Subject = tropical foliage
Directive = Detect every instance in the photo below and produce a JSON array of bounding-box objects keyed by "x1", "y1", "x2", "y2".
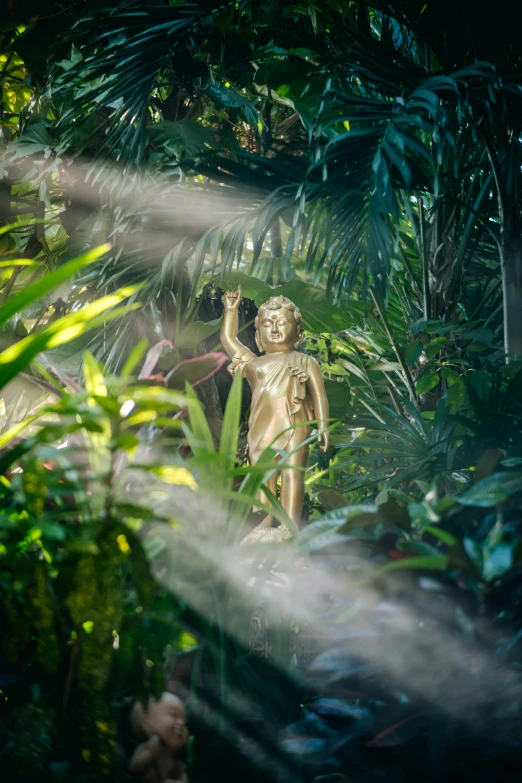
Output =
[{"x1": 1, "y1": 1, "x2": 522, "y2": 782}]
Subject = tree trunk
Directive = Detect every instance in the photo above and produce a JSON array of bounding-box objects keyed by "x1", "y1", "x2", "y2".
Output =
[
  {"x1": 501, "y1": 241, "x2": 522, "y2": 359},
  {"x1": 484, "y1": 130, "x2": 522, "y2": 360}
]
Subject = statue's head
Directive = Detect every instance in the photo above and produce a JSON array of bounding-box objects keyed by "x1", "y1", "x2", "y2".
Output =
[
  {"x1": 130, "y1": 692, "x2": 188, "y2": 751},
  {"x1": 254, "y1": 295, "x2": 304, "y2": 353}
]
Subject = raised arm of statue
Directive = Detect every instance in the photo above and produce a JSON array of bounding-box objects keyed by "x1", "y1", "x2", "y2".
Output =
[
  {"x1": 220, "y1": 287, "x2": 256, "y2": 377},
  {"x1": 220, "y1": 286, "x2": 244, "y2": 358}
]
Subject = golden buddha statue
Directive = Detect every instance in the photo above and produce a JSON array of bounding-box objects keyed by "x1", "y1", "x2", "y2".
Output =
[
  {"x1": 221, "y1": 286, "x2": 330, "y2": 544},
  {"x1": 129, "y1": 692, "x2": 189, "y2": 783}
]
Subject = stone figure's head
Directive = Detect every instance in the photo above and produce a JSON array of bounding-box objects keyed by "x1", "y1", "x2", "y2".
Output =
[
  {"x1": 254, "y1": 295, "x2": 304, "y2": 353},
  {"x1": 130, "y1": 692, "x2": 188, "y2": 751}
]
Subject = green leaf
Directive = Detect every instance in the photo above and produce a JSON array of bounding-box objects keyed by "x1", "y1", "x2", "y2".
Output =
[
  {"x1": 219, "y1": 369, "x2": 242, "y2": 470},
  {"x1": 83, "y1": 351, "x2": 107, "y2": 397},
  {"x1": 40, "y1": 523, "x2": 66, "y2": 541},
  {"x1": 212, "y1": 272, "x2": 272, "y2": 303},
  {"x1": 463, "y1": 537, "x2": 483, "y2": 570},
  {"x1": 416, "y1": 372, "x2": 439, "y2": 395},
  {"x1": 421, "y1": 525, "x2": 457, "y2": 546},
  {"x1": 458, "y1": 472, "x2": 522, "y2": 507},
  {"x1": 408, "y1": 501, "x2": 439, "y2": 523},
  {"x1": 0, "y1": 414, "x2": 41, "y2": 449},
  {"x1": 409, "y1": 319, "x2": 447, "y2": 334},
  {"x1": 379, "y1": 554, "x2": 448, "y2": 572},
  {"x1": 483, "y1": 545, "x2": 513, "y2": 580},
  {"x1": 278, "y1": 280, "x2": 356, "y2": 333},
  {"x1": 466, "y1": 371, "x2": 493, "y2": 405},
  {"x1": 0, "y1": 287, "x2": 139, "y2": 391},
  {"x1": 404, "y1": 341, "x2": 423, "y2": 365},
  {"x1": 121, "y1": 338, "x2": 148, "y2": 377},
  {"x1": 0, "y1": 244, "x2": 111, "y2": 330},
  {"x1": 323, "y1": 380, "x2": 350, "y2": 419},
  {"x1": 316, "y1": 487, "x2": 350, "y2": 510},
  {"x1": 204, "y1": 82, "x2": 265, "y2": 130},
  {"x1": 176, "y1": 319, "x2": 221, "y2": 350},
  {"x1": 296, "y1": 520, "x2": 351, "y2": 552},
  {"x1": 425, "y1": 337, "x2": 449, "y2": 360},
  {"x1": 214, "y1": 273, "x2": 356, "y2": 333},
  {"x1": 297, "y1": 505, "x2": 378, "y2": 551},
  {"x1": 13, "y1": 120, "x2": 55, "y2": 155},
  {"x1": 445, "y1": 375, "x2": 466, "y2": 412},
  {"x1": 0, "y1": 259, "x2": 41, "y2": 268},
  {"x1": 148, "y1": 120, "x2": 219, "y2": 158},
  {"x1": 184, "y1": 382, "x2": 215, "y2": 455},
  {"x1": 167, "y1": 353, "x2": 228, "y2": 389}
]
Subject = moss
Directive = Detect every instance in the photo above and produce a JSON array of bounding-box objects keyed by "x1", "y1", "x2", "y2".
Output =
[{"x1": 27, "y1": 562, "x2": 60, "y2": 674}]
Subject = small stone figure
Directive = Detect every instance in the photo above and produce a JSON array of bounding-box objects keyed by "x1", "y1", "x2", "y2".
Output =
[
  {"x1": 221, "y1": 286, "x2": 330, "y2": 543},
  {"x1": 129, "y1": 692, "x2": 188, "y2": 783}
]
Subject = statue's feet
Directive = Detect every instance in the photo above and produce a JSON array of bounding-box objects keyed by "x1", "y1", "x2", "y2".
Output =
[{"x1": 240, "y1": 522, "x2": 292, "y2": 545}]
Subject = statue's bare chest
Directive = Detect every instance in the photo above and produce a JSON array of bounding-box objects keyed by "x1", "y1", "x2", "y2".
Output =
[{"x1": 248, "y1": 354, "x2": 291, "y2": 384}]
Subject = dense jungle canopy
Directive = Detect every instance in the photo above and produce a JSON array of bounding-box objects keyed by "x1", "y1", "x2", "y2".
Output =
[{"x1": 1, "y1": 2, "x2": 522, "y2": 782}]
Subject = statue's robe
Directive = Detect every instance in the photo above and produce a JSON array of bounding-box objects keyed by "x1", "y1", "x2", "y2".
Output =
[{"x1": 228, "y1": 348, "x2": 312, "y2": 463}]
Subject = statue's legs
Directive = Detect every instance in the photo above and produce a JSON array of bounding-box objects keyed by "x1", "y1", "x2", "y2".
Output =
[
  {"x1": 280, "y1": 427, "x2": 310, "y2": 526},
  {"x1": 243, "y1": 424, "x2": 310, "y2": 542},
  {"x1": 254, "y1": 471, "x2": 278, "y2": 525}
]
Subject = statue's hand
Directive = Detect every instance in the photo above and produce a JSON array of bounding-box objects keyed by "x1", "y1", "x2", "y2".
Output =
[
  {"x1": 223, "y1": 285, "x2": 242, "y2": 311},
  {"x1": 318, "y1": 429, "x2": 331, "y2": 453}
]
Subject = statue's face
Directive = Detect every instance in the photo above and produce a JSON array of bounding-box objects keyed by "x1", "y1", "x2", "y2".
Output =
[
  {"x1": 141, "y1": 693, "x2": 188, "y2": 750},
  {"x1": 257, "y1": 307, "x2": 300, "y2": 352}
]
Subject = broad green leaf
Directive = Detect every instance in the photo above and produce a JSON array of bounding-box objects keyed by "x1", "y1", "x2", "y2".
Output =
[
  {"x1": 0, "y1": 243, "x2": 111, "y2": 330},
  {"x1": 445, "y1": 375, "x2": 465, "y2": 412},
  {"x1": 483, "y1": 545, "x2": 513, "y2": 580},
  {"x1": 167, "y1": 353, "x2": 228, "y2": 389},
  {"x1": 297, "y1": 505, "x2": 377, "y2": 551},
  {"x1": 0, "y1": 288, "x2": 139, "y2": 390},
  {"x1": 176, "y1": 319, "x2": 221, "y2": 350},
  {"x1": 40, "y1": 523, "x2": 66, "y2": 541},
  {"x1": 404, "y1": 341, "x2": 423, "y2": 365},
  {"x1": 408, "y1": 501, "x2": 439, "y2": 523},
  {"x1": 316, "y1": 487, "x2": 350, "y2": 510},
  {"x1": 416, "y1": 372, "x2": 439, "y2": 395},
  {"x1": 296, "y1": 520, "x2": 351, "y2": 552},
  {"x1": 323, "y1": 380, "x2": 350, "y2": 419},
  {"x1": 148, "y1": 119, "x2": 219, "y2": 158},
  {"x1": 211, "y1": 272, "x2": 272, "y2": 303},
  {"x1": 463, "y1": 328, "x2": 494, "y2": 344},
  {"x1": 466, "y1": 370, "x2": 493, "y2": 405},
  {"x1": 425, "y1": 337, "x2": 449, "y2": 360},
  {"x1": 323, "y1": 362, "x2": 349, "y2": 377},
  {"x1": 204, "y1": 82, "x2": 265, "y2": 130},
  {"x1": 458, "y1": 472, "x2": 522, "y2": 507},
  {"x1": 213, "y1": 274, "x2": 357, "y2": 333},
  {"x1": 278, "y1": 280, "x2": 356, "y2": 333}
]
